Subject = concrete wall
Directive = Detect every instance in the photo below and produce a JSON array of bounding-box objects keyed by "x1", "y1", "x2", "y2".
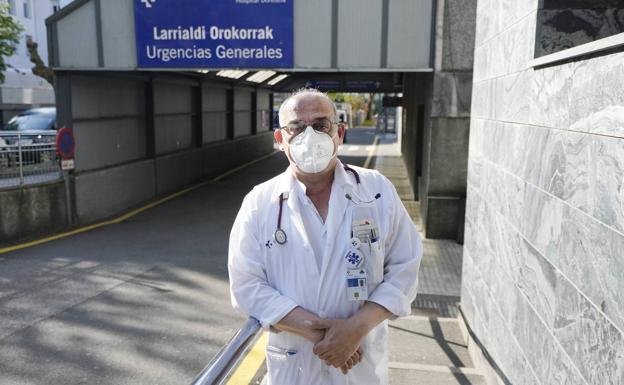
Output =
[
  {"x1": 74, "y1": 132, "x2": 274, "y2": 223},
  {"x1": 71, "y1": 75, "x2": 146, "y2": 171},
  {"x1": 63, "y1": 72, "x2": 276, "y2": 224},
  {"x1": 0, "y1": 181, "x2": 67, "y2": 242},
  {"x1": 463, "y1": 0, "x2": 624, "y2": 384}
]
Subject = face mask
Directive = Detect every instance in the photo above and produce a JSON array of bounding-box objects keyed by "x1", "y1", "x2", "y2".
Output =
[{"x1": 288, "y1": 126, "x2": 336, "y2": 174}]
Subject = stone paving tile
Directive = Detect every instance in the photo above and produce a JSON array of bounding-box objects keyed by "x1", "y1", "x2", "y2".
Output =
[
  {"x1": 374, "y1": 155, "x2": 463, "y2": 317},
  {"x1": 388, "y1": 317, "x2": 472, "y2": 367},
  {"x1": 390, "y1": 368, "x2": 486, "y2": 385}
]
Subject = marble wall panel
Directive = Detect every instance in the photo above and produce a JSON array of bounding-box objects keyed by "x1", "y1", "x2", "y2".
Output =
[
  {"x1": 497, "y1": 12, "x2": 538, "y2": 78},
  {"x1": 495, "y1": 70, "x2": 532, "y2": 124},
  {"x1": 501, "y1": 0, "x2": 539, "y2": 30},
  {"x1": 470, "y1": 79, "x2": 496, "y2": 119},
  {"x1": 560, "y1": 132, "x2": 593, "y2": 213},
  {"x1": 516, "y1": 236, "x2": 558, "y2": 331},
  {"x1": 553, "y1": 270, "x2": 624, "y2": 385},
  {"x1": 502, "y1": 123, "x2": 530, "y2": 180},
  {"x1": 468, "y1": 1, "x2": 624, "y2": 384},
  {"x1": 474, "y1": 0, "x2": 498, "y2": 48},
  {"x1": 472, "y1": 41, "x2": 491, "y2": 83},
  {"x1": 521, "y1": 182, "x2": 563, "y2": 263},
  {"x1": 529, "y1": 63, "x2": 574, "y2": 130},
  {"x1": 569, "y1": 53, "x2": 624, "y2": 138},
  {"x1": 463, "y1": 227, "x2": 543, "y2": 385},
  {"x1": 520, "y1": 124, "x2": 552, "y2": 189},
  {"x1": 559, "y1": 204, "x2": 624, "y2": 332},
  {"x1": 592, "y1": 135, "x2": 624, "y2": 234},
  {"x1": 468, "y1": 118, "x2": 482, "y2": 156},
  {"x1": 466, "y1": 153, "x2": 483, "y2": 193}
]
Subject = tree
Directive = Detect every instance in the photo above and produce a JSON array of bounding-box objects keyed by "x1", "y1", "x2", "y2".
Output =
[
  {"x1": 27, "y1": 37, "x2": 54, "y2": 86},
  {"x1": 365, "y1": 93, "x2": 374, "y2": 121},
  {"x1": 0, "y1": 3, "x2": 23, "y2": 84}
]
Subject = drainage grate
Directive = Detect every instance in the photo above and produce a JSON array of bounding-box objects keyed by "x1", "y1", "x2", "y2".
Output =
[{"x1": 413, "y1": 293, "x2": 461, "y2": 318}]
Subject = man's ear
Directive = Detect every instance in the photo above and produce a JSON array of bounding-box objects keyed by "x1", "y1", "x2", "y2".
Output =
[
  {"x1": 337, "y1": 123, "x2": 346, "y2": 141},
  {"x1": 274, "y1": 129, "x2": 284, "y2": 150}
]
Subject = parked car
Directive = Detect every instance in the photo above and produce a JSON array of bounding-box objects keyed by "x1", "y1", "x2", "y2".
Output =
[{"x1": 1, "y1": 107, "x2": 57, "y2": 165}]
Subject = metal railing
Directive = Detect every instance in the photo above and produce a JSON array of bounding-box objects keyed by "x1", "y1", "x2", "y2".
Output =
[
  {"x1": 0, "y1": 131, "x2": 62, "y2": 187},
  {"x1": 191, "y1": 318, "x2": 262, "y2": 385}
]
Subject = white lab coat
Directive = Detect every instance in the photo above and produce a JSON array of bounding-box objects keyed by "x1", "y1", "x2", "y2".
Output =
[{"x1": 228, "y1": 162, "x2": 422, "y2": 385}]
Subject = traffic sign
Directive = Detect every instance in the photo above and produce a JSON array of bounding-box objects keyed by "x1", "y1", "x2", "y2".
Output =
[
  {"x1": 56, "y1": 127, "x2": 75, "y2": 160},
  {"x1": 134, "y1": 0, "x2": 294, "y2": 68},
  {"x1": 61, "y1": 159, "x2": 75, "y2": 170}
]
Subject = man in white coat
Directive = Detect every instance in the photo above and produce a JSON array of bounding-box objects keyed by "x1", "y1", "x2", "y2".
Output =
[{"x1": 228, "y1": 89, "x2": 422, "y2": 385}]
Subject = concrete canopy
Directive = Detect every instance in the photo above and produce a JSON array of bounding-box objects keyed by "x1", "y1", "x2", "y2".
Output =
[{"x1": 47, "y1": 0, "x2": 434, "y2": 81}]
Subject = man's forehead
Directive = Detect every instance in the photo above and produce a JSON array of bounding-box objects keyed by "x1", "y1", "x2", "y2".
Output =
[{"x1": 282, "y1": 94, "x2": 334, "y2": 117}]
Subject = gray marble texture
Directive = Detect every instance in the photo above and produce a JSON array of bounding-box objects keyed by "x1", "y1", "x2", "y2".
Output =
[
  {"x1": 474, "y1": 12, "x2": 537, "y2": 83},
  {"x1": 466, "y1": 2, "x2": 624, "y2": 384},
  {"x1": 470, "y1": 79, "x2": 497, "y2": 119},
  {"x1": 474, "y1": 0, "x2": 538, "y2": 49},
  {"x1": 593, "y1": 135, "x2": 624, "y2": 233}
]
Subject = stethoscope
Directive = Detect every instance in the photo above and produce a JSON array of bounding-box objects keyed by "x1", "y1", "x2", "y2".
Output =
[{"x1": 273, "y1": 162, "x2": 381, "y2": 245}]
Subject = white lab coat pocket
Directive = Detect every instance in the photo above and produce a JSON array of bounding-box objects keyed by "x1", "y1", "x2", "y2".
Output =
[{"x1": 265, "y1": 344, "x2": 303, "y2": 385}]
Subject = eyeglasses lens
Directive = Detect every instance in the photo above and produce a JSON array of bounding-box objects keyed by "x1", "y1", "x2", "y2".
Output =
[{"x1": 284, "y1": 118, "x2": 333, "y2": 136}]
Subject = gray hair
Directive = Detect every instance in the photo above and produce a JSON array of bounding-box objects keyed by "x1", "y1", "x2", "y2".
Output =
[{"x1": 278, "y1": 88, "x2": 338, "y2": 127}]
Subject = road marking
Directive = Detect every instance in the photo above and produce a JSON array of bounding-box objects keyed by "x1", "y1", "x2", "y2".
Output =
[
  {"x1": 347, "y1": 146, "x2": 360, "y2": 152},
  {"x1": 0, "y1": 151, "x2": 279, "y2": 255},
  {"x1": 226, "y1": 332, "x2": 268, "y2": 385},
  {"x1": 363, "y1": 135, "x2": 380, "y2": 169}
]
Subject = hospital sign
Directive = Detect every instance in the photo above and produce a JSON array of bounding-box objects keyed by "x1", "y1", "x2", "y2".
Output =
[{"x1": 134, "y1": 0, "x2": 294, "y2": 68}]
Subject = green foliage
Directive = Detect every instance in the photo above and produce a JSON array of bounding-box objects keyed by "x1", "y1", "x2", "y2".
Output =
[
  {"x1": 0, "y1": 3, "x2": 23, "y2": 84},
  {"x1": 362, "y1": 119, "x2": 375, "y2": 127},
  {"x1": 328, "y1": 93, "x2": 372, "y2": 116}
]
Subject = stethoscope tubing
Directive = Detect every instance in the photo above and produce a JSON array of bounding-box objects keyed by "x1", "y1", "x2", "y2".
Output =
[{"x1": 273, "y1": 163, "x2": 365, "y2": 246}]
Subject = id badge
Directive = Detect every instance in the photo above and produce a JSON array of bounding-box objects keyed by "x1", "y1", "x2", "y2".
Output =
[{"x1": 346, "y1": 268, "x2": 368, "y2": 301}]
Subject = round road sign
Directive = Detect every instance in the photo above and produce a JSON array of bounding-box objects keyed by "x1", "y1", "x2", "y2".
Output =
[{"x1": 56, "y1": 127, "x2": 75, "y2": 160}]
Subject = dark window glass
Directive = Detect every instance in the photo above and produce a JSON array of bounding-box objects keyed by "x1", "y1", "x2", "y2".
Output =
[{"x1": 535, "y1": 0, "x2": 624, "y2": 58}]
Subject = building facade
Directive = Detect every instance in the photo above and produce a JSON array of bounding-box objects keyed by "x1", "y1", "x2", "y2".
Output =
[
  {"x1": 463, "y1": 0, "x2": 624, "y2": 384},
  {"x1": 0, "y1": 0, "x2": 70, "y2": 125}
]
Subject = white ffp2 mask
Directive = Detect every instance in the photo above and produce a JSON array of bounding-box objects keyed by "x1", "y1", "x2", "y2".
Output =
[{"x1": 289, "y1": 126, "x2": 336, "y2": 174}]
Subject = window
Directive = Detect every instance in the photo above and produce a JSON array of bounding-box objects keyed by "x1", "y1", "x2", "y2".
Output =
[
  {"x1": 52, "y1": 0, "x2": 60, "y2": 13},
  {"x1": 535, "y1": 1, "x2": 624, "y2": 58},
  {"x1": 23, "y1": 0, "x2": 31, "y2": 19},
  {"x1": 8, "y1": 0, "x2": 16, "y2": 15}
]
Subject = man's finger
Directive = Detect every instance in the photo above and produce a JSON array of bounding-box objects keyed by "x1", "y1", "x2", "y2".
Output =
[{"x1": 313, "y1": 342, "x2": 330, "y2": 356}]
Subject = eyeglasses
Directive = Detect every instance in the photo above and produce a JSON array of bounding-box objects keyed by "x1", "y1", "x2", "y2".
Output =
[{"x1": 280, "y1": 118, "x2": 336, "y2": 137}]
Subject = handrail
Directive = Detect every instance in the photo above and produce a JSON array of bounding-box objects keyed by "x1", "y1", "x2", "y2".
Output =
[{"x1": 190, "y1": 317, "x2": 262, "y2": 385}]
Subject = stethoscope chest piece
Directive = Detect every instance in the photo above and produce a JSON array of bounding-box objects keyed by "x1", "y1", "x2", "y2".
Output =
[{"x1": 274, "y1": 228, "x2": 287, "y2": 245}]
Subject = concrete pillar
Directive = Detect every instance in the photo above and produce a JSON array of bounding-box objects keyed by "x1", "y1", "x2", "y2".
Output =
[{"x1": 420, "y1": 0, "x2": 476, "y2": 241}]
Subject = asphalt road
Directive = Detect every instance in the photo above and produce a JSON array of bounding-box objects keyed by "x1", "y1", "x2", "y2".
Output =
[{"x1": 0, "y1": 127, "x2": 382, "y2": 385}]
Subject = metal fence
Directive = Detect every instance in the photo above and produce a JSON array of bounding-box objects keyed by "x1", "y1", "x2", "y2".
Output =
[{"x1": 0, "y1": 131, "x2": 61, "y2": 187}]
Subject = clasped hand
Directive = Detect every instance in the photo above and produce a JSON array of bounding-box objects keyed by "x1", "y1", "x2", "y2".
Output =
[{"x1": 305, "y1": 318, "x2": 365, "y2": 374}]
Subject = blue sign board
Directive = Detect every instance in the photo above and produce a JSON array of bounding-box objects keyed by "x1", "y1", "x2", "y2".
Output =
[{"x1": 134, "y1": 0, "x2": 293, "y2": 68}]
